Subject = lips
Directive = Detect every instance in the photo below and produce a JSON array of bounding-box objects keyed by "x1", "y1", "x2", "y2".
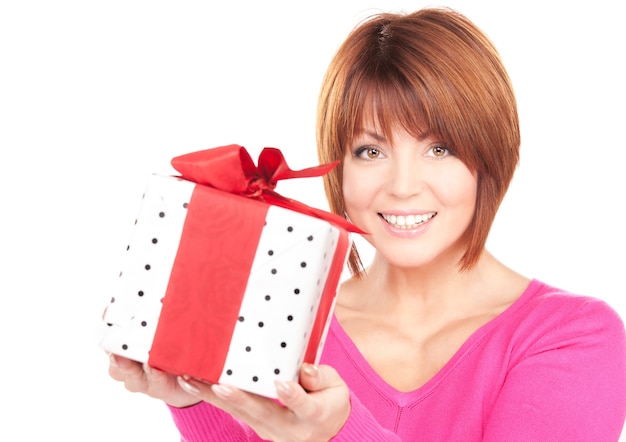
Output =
[{"x1": 379, "y1": 212, "x2": 437, "y2": 229}]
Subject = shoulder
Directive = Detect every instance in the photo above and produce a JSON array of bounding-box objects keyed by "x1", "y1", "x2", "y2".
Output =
[
  {"x1": 507, "y1": 279, "x2": 626, "y2": 357},
  {"x1": 480, "y1": 281, "x2": 626, "y2": 440},
  {"x1": 521, "y1": 279, "x2": 624, "y2": 327}
]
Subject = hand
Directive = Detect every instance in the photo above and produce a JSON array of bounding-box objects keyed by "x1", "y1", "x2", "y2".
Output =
[
  {"x1": 108, "y1": 353, "x2": 201, "y2": 408},
  {"x1": 177, "y1": 363, "x2": 351, "y2": 442}
]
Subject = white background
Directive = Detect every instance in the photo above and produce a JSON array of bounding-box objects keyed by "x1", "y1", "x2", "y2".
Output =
[{"x1": 1, "y1": 0, "x2": 624, "y2": 440}]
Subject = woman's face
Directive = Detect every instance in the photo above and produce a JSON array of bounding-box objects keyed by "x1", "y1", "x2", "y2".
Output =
[{"x1": 342, "y1": 124, "x2": 477, "y2": 269}]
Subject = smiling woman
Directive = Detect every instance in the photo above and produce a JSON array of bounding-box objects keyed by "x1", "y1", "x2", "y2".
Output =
[
  {"x1": 1, "y1": 0, "x2": 625, "y2": 440},
  {"x1": 317, "y1": 8, "x2": 519, "y2": 275},
  {"x1": 342, "y1": 128, "x2": 478, "y2": 269},
  {"x1": 107, "y1": 6, "x2": 626, "y2": 441}
]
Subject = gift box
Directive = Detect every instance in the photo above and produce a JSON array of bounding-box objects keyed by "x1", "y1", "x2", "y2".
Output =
[{"x1": 100, "y1": 144, "x2": 359, "y2": 398}]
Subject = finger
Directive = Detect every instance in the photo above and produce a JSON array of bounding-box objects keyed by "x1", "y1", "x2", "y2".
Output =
[
  {"x1": 141, "y1": 362, "x2": 170, "y2": 385},
  {"x1": 109, "y1": 354, "x2": 151, "y2": 393},
  {"x1": 291, "y1": 364, "x2": 351, "y2": 424},
  {"x1": 179, "y1": 377, "x2": 283, "y2": 426},
  {"x1": 210, "y1": 384, "x2": 290, "y2": 441},
  {"x1": 108, "y1": 354, "x2": 143, "y2": 380},
  {"x1": 212, "y1": 383, "x2": 293, "y2": 438},
  {"x1": 177, "y1": 375, "x2": 205, "y2": 397},
  {"x1": 275, "y1": 379, "x2": 322, "y2": 420},
  {"x1": 299, "y1": 363, "x2": 342, "y2": 393}
]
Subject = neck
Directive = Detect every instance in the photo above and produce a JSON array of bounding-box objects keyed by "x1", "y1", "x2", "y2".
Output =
[{"x1": 350, "y1": 249, "x2": 510, "y2": 317}]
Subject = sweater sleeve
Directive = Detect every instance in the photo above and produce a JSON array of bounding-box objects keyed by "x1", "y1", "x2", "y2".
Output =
[
  {"x1": 167, "y1": 392, "x2": 398, "y2": 442},
  {"x1": 167, "y1": 391, "x2": 401, "y2": 442},
  {"x1": 331, "y1": 391, "x2": 401, "y2": 441},
  {"x1": 167, "y1": 402, "x2": 260, "y2": 441},
  {"x1": 484, "y1": 298, "x2": 626, "y2": 441}
]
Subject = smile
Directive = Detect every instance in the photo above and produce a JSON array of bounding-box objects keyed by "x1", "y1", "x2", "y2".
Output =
[{"x1": 379, "y1": 212, "x2": 436, "y2": 229}]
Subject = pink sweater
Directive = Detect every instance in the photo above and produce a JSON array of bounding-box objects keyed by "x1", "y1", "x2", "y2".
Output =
[{"x1": 169, "y1": 279, "x2": 626, "y2": 440}]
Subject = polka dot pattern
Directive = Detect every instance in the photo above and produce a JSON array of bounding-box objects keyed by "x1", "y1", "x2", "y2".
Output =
[
  {"x1": 100, "y1": 175, "x2": 195, "y2": 363},
  {"x1": 219, "y1": 205, "x2": 340, "y2": 397},
  {"x1": 100, "y1": 174, "x2": 348, "y2": 399}
]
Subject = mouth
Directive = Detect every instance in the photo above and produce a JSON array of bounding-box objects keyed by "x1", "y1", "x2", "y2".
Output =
[{"x1": 379, "y1": 212, "x2": 437, "y2": 229}]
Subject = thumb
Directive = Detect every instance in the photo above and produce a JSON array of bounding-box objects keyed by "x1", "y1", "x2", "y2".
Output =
[{"x1": 299, "y1": 363, "x2": 342, "y2": 392}]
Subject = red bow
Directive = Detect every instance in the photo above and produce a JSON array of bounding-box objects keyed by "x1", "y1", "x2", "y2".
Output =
[{"x1": 171, "y1": 144, "x2": 364, "y2": 233}]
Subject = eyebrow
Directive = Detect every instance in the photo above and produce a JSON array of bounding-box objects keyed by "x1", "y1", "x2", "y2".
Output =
[{"x1": 356, "y1": 130, "x2": 387, "y2": 142}]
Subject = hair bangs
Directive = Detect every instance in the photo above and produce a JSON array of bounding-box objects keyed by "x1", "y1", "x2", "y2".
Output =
[
  {"x1": 317, "y1": 8, "x2": 520, "y2": 275},
  {"x1": 340, "y1": 67, "x2": 433, "y2": 149}
]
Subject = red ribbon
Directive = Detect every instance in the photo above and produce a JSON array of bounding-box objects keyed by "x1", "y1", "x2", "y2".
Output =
[
  {"x1": 148, "y1": 144, "x2": 359, "y2": 386},
  {"x1": 171, "y1": 144, "x2": 364, "y2": 234}
]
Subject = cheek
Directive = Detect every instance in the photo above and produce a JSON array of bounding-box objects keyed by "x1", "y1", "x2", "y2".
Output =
[
  {"x1": 341, "y1": 171, "x2": 361, "y2": 210},
  {"x1": 341, "y1": 163, "x2": 374, "y2": 213},
  {"x1": 425, "y1": 161, "x2": 478, "y2": 211},
  {"x1": 434, "y1": 165, "x2": 477, "y2": 210}
]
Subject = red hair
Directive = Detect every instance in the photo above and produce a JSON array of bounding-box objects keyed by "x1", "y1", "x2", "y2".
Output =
[{"x1": 317, "y1": 7, "x2": 520, "y2": 275}]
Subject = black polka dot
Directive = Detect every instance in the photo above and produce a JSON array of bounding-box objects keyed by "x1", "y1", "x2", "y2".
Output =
[
  {"x1": 258, "y1": 322, "x2": 264, "y2": 327},
  {"x1": 271, "y1": 268, "x2": 277, "y2": 275},
  {"x1": 300, "y1": 262, "x2": 307, "y2": 268},
  {"x1": 141, "y1": 321, "x2": 147, "y2": 327},
  {"x1": 138, "y1": 290, "x2": 144, "y2": 297},
  {"x1": 294, "y1": 288, "x2": 300, "y2": 295},
  {"x1": 252, "y1": 376, "x2": 259, "y2": 382},
  {"x1": 274, "y1": 368, "x2": 280, "y2": 374},
  {"x1": 226, "y1": 369, "x2": 232, "y2": 375},
  {"x1": 183, "y1": 202, "x2": 188, "y2": 208},
  {"x1": 264, "y1": 295, "x2": 271, "y2": 301},
  {"x1": 287, "y1": 226, "x2": 293, "y2": 232},
  {"x1": 307, "y1": 235, "x2": 313, "y2": 241},
  {"x1": 110, "y1": 297, "x2": 115, "y2": 303},
  {"x1": 287, "y1": 315, "x2": 293, "y2": 321},
  {"x1": 238, "y1": 316, "x2": 245, "y2": 322},
  {"x1": 268, "y1": 250, "x2": 274, "y2": 256},
  {"x1": 144, "y1": 264, "x2": 151, "y2": 270},
  {"x1": 245, "y1": 346, "x2": 251, "y2": 352},
  {"x1": 126, "y1": 245, "x2": 130, "y2": 251},
  {"x1": 280, "y1": 342, "x2": 287, "y2": 348},
  {"x1": 158, "y1": 212, "x2": 165, "y2": 218},
  {"x1": 151, "y1": 238, "x2": 158, "y2": 244},
  {"x1": 122, "y1": 344, "x2": 128, "y2": 350}
]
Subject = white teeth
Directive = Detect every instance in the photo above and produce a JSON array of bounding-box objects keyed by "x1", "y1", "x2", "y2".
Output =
[{"x1": 381, "y1": 212, "x2": 436, "y2": 229}]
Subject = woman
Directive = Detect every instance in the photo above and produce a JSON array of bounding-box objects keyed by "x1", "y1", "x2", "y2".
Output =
[{"x1": 109, "y1": 7, "x2": 626, "y2": 440}]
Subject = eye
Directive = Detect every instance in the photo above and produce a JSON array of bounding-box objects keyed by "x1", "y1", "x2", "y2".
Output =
[
  {"x1": 353, "y1": 146, "x2": 385, "y2": 160},
  {"x1": 426, "y1": 144, "x2": 451, "y2": 158}
]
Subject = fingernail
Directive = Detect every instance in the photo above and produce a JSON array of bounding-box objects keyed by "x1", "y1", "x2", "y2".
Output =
[
  {"x1": 109, "y1": 353, "x2": 119, "y2": 368},
  {"x1": 302, "y1": 363, "x2": 319, "y2": 378},
  {"x1": 275, "y1": 380, "x2": 294, "y2": 399},
  {"x1": 212, "y1": 384, "x2": 234, "y2": 399},
  {"x1": 177, "y1": 376, "x2": 201, "y2": 395},
  {"x1": 142, "y1": 362, "x2": 152, "y2": 375}
]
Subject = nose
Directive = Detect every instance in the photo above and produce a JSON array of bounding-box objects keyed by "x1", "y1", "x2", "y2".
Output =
[{"x1": 387, "y1": 155, "x2": 424, "y2": 199}]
